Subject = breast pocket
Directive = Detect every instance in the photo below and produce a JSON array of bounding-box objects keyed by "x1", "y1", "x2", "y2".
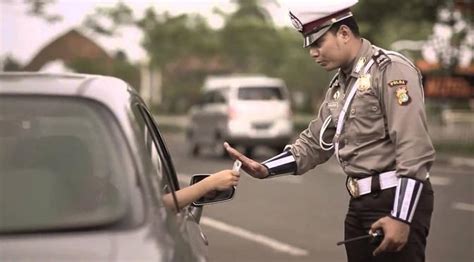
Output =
[
  {"x1": 347, "y1": 92, "x2": 386, "y2": 143},
  {"x1": 327, "y1": 102, "x2": 340, "y2": 126}
]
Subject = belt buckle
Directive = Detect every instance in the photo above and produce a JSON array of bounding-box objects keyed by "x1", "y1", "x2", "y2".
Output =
[{"x1": 346, "y1": 177, "x2": 360, "y2": 198}]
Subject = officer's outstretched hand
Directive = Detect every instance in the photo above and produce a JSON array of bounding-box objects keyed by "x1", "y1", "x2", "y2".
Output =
[
  {"x1": 370, "y1": 216, "x2": 410, "y2": 256},
  {"x1": 223, "y1": 142, "x2": 269, "y2": 179}
]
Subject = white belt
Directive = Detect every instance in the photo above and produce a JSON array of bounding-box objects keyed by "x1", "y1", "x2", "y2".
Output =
[{"x1": 346, "y1": 171, "x2": 398, "y2": 198}]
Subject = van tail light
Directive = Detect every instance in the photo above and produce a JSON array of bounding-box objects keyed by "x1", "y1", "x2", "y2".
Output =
[{"x1": 228, "y1": 106, "x2": 237, "y2": 119}]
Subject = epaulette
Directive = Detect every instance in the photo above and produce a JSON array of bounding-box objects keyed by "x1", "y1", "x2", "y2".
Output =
[
  {"x1": 383, "y1": 50, "x2": 418, "y2": 71},
  {"x1": 372, "y1": 49, "x2": 391, "y2": 69},
  {"x1": 328, "y1": 71, "x2": 340, "y2": 89}
]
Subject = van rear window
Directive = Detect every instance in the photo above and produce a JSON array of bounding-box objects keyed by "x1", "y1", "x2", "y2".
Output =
[{"x1": 237, "y1": 87, "x2": 284, "y2": 101}]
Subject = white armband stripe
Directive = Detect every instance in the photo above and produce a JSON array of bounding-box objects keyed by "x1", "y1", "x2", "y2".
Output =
[
  {"x1": 261, "y1": 151, "x2": 297, "y2": 177},
  {"x1": 265, "y1": 155, "x2": 295, "y2": 169},
  {"x1": 400, "y1": 180, "x2": 415, "y2": 221},
  {"x1": 391, "y1": 177, "x2": 424, "y2": 224},
  {"x1": 409, "y1": 184, "x2": 423, "y2": 222},
  {"x1": 261, "y1": 151, "x2": 289, "y2": 165},
  {"x1": 392, "y1": 178, "x2": 401, "y2": 215}
]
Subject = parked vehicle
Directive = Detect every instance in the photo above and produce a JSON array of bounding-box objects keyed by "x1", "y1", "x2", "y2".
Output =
[
  {"x1": 0, "y1": 73, "x2": 234, "y2": 261},
  {"x1": 187, "y1": 75, "x2": 293, "y2": 156}
]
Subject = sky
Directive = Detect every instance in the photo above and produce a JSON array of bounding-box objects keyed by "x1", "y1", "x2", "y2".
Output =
[{"x1": 0, "y1": 0, "x2": 291, "y2": 65}]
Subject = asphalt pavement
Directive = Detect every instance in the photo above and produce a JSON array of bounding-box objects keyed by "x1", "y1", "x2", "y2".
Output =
[{"x1": 162, "y1": 132, "x2": 474, "y2": 262}]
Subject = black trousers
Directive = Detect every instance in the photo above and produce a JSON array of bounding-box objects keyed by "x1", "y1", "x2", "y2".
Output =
[{"x1": 344, "y1": 180, "x2": 434, "y2": 262}]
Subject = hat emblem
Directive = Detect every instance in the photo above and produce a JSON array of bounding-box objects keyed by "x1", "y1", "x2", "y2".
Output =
[{"x1": 289, "y1": 11, "x2": 303, "y2": 32}]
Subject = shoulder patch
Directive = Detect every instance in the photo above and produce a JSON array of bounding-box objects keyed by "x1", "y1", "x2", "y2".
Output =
[
  {"x1": 372, "y1": 49, "x2": 391, "y2": 69},
  {"x1": 388, "y1": 80, "x2": 408, "y2": 87},
  {"x1": 396, "y1": 86, "x2": 410, "y2": 105}
]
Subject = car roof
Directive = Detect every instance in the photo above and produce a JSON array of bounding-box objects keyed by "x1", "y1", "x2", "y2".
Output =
[
  {"x1": 0, "y1": 72, "x2": 143, "y2": 140},
  {"x1": 0, "y1": 72, "x2": 138, "y2": 100},
  {"x1": 0, "y1": 72, "x2": 144, "y2": 113}
]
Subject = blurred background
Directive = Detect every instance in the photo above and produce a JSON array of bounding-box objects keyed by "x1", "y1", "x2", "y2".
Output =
[{"x1": 1, "y1": 0, "x2": 473, "y2": 261}]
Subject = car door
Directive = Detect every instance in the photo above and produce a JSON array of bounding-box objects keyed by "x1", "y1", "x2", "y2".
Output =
[{"x1": 137, "y1": 104, "x2": 209, "y2": 261}]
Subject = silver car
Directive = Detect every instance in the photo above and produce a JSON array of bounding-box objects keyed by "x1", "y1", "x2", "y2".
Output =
[{"x1": 0, "y1": 73, "x2": 234, "y2": 261}]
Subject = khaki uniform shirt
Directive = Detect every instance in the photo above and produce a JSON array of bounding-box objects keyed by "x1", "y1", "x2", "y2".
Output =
[{"x1": 290, "y1": 38, "x2": 435, "y2": 180}]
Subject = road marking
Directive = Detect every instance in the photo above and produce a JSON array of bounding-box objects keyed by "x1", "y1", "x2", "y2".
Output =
[
  {"x1": 200, "y1": 216, "x2": 309, "y2": 257},
  {"x1": 177, "y1": 173, "x2": 308, "y2": 256},
  {"x1": 452, "y1": 202, "x2": 474, "y2": 212},
  {"x1": 429, "y1": 176, "x2": 451, "y2": 186}
]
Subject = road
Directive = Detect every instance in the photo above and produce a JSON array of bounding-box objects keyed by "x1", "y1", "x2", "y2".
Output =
[{"x1": 162, "y1": 132, "x2": 474, "y2": 262}]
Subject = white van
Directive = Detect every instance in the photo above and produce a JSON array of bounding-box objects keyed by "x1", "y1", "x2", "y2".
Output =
[{"x1": 187, "y1": 75, "x2": 293, "y2": 156}]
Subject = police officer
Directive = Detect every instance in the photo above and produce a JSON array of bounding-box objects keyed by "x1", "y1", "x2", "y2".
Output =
[{"x1": 224, "y1": 0, "x2": 435, "y2": 261}]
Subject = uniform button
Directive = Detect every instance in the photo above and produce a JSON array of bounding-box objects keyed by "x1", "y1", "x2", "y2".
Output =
[
  {"x1": 350, "y1": 109, "x2": 356, "y2": 114},
  {"x1": 372, "y1": 106, "x2": 378, "y2": 111}
]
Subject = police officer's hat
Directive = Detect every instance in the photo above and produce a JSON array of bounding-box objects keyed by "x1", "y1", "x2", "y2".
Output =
[{"x1": 287, "y1": 0, "x2": 358, "y2": 47}]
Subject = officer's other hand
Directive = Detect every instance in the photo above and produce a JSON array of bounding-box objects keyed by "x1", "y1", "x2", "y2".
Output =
[
  {"x1": 370, "y1": 216, "x2": 409, "y2": 256},
  {"x1": 223, "y1": 142, "x2": 269, "y2": 179}
]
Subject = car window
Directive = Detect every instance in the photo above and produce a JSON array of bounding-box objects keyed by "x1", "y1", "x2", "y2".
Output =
[
  {"x1": 237, "y1": 86, "x2": 284, "y2": 100},
  {"x1": 200, "y1": 89, "x2": 228, "y2": 105},
  {"x1": 201, "y1": 92, "x2": 213, "y2": 105},
  {"x1": 213, "y1": 90, "x2": 227, "y2": 104},
  {"x1": 0, "y1": 96, "x2": 137, "y2": 234},
  {"x1": 137, "y1": 105, "x2": 181, "y2": 212}
]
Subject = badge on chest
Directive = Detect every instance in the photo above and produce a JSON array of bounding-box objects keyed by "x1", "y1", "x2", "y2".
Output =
[
  {"x1": 333, "y1": 90, "x2": 341, "y2": 100},
  {"x1": 357, "y1": 74, "x2": 371, "y2": 93}
]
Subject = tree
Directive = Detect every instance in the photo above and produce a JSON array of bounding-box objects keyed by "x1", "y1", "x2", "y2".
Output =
[
  {"x1": 83, "y1": 2, "x2": 134, "y2": 36},
  {"x1": 0, "y1": 0, "x2": 62, "y2": 22},
  {"x1": 137, "y1": 9, "x2": 218, "y2": 68},
  {"x1": 354, "y1": 0, "x2": 448, "y2": 48},
  {"x1": 2, "y1": 55, "x2": 22, "y2": 71},
  {"x1": 67, "y1": 50, "x2": 140, "y2": 90},
  {"x1": 216, "y1": 0, "x2": 333, "y2": 112},
  {"x1": 216, "y1": 0, "x2": 280, "y2": 72}
]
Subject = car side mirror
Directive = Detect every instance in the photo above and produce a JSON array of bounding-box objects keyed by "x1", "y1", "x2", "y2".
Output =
[{"x1": 190, "y1": 174, "x2": 235, "y2": 206}]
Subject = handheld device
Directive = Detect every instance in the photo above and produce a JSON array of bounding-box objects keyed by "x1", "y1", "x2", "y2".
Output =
[
  {"x1": 336, "y1": 229, "x2": 384, "y2": 246},
  {"x1": 232, "y1": 160, "x2": 241, "y2": 190},
  {"x1": 233, "y1": 160, "x2": 242, "y2": 173},
  {"x1": 369, "y1": 229, "x2": 384, "y2": 246}
]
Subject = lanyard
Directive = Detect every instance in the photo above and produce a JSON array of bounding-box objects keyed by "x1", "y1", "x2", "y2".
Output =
[{"x1": 334, "y1": 58, "x2": 375, "y2": 163}]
